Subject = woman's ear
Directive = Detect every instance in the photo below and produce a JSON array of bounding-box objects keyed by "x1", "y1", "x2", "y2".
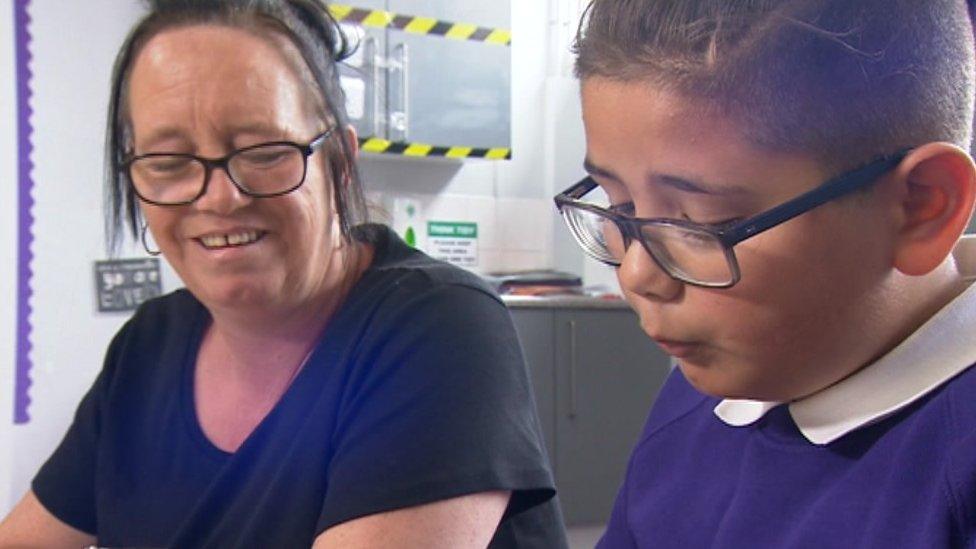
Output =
[
  {"x1": 344, "y1": 124, "x2": 359, "y2": 157},
  {"x1": 339, "y1": 124, "x2": 359, "y2": 188},
  {"x1": 892, "y1": 143, "x2": 976, "y2": 276}
]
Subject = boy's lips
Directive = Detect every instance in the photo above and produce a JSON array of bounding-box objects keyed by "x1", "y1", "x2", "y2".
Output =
[
  {"x1": 636, "y1": 311, "x2": 707, "y2": 358},
  {"x1": 651, "y1": 338, "x2": 703, "y2": 358}
]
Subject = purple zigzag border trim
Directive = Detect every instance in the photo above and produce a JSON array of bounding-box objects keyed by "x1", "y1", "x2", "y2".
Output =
[{"x1": 14, "y1": 0, "x2": 34, "y2": 425}]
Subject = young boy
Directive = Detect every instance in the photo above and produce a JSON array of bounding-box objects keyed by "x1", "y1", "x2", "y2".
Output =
[{"x1": 555, "y1": 0, "x2": 976, "y2": 546}]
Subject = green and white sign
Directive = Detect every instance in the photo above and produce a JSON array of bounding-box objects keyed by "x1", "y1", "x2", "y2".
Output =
[{"x1": 428, "y1": 221, "x2": 478, "y2": 267}]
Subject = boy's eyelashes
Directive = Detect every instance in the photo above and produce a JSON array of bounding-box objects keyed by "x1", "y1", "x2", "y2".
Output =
[
  {"x1": 675, "y1": 210, "x2": 744, "y2": 227},
  {"x1": 695, "y1": 215, "x2": 743, "y2": 229},
  {"x1": 609, "y1": 201, "x2": 636, "y2": 215},
  {"x1": 608, "y1": 201, "x2": 741, "y2": 228},
  {"x1": 595, "y1": 179, "x2": 749, "y2": 227}
]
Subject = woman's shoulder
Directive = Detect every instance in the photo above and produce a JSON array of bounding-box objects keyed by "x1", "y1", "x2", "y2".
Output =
[
  {"x1": 92, "y1": 289, "x2": 203, "y2": 398},
  {"x1": 127, "y1": 288, "x2": 204, "y2": 329},
  {"x1": 107, "y1": 288, "x2": 205, "y2": 360}
]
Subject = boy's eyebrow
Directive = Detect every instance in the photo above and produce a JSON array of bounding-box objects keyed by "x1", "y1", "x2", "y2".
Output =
[
  {"x1": 583, "y1": 157, "x2": 751, "y2": 197},
  {"x1": 582, "y1": 158, "x2": 621, "y2": 181}
]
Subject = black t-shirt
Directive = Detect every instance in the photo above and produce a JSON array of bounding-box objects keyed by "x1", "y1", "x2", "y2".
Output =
[{"x1": 33, "y1": 224, "x2": 567, "y2": 548}]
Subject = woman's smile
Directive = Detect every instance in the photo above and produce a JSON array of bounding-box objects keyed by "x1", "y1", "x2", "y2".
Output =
[
  {"x1": 186, "y1": 226, "x2": 272, "y2": 269},
  {"x1": 196, "y1": 229, "x2": 267, "y2": 250}
]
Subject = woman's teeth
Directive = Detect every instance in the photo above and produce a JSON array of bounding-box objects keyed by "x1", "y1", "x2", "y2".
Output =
[{"x1": 200, "y1": 230, "x2": 262, "y2": 249}]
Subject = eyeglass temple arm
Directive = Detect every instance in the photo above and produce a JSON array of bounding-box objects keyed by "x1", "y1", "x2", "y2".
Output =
[
  {"x1": 306, "y1": 127, "x2": 334, "y2": 154},
  {"x1": 718, "y1": 153, "x2": 907, "y2": 246},
  {"x1": 555, "y1": 176, "x2": 598, "y2": 207}
]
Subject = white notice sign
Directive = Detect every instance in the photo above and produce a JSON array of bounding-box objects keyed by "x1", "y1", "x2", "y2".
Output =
[{"x1": 428, "y1": 221, "x2": 478, "y2": 267}]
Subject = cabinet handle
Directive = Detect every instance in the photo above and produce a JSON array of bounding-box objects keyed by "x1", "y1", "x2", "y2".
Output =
[
  {"x1": 569, "y1": 320, "x2": 578, "y2": 419},
  {"x1": 390, "y1": 43, "x2": 410, "y2": 141},
  {"x1": 364, "y1": 36, "x2": 382, "y2": 138},
  {"x1": 401, "y1": 43, "x2": 410, "y2": 141}
]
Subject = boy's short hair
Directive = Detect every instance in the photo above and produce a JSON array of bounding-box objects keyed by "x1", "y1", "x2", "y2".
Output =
[{"x1": 574, "y1": 0, "x2": 976, "y2": 172}]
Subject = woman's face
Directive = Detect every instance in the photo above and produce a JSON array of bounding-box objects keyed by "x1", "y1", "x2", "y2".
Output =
[{"x1": 128, "y1": 24, "x2": 345, "y2": 316}]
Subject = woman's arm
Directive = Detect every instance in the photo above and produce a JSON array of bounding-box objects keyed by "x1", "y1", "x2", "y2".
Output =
[
  {"x1": 0, "y1": 490, "x2": 96, "y2": 549},
  {"x1": 313, "y1": 490, "x2": 510, "y2": 549}
]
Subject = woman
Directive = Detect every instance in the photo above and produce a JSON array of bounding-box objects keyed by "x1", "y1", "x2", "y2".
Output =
[{"x1": 0, "y1": 1, "x2": 565, "y2": 547}]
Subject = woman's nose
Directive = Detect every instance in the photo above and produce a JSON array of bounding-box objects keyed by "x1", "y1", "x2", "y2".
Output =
[
  {"x1": 615, "y1": 240, "x2": 684, "y2": 302},
  {"x1": 193, "y1": 166, "x2": 252, "y2": 215}
]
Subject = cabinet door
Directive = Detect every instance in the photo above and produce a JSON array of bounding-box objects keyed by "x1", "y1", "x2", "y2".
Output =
[
  {"x1": 386, "y1": 2, "x2": 509, "y2": 30},
  {"x1": 337, "y1": 1, "x2": 388, "y2": 140},
  {"x1": 386, "y1": 0, "x2": 511, "y2": 148},
  {"x1": 554, "y1": 309, "x2": 671, "y2": 526},
  {"x1": 508, "y1": 309, "x2": 556, "y2": 466}
]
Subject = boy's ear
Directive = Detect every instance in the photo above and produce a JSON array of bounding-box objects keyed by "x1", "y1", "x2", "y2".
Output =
[{"x1": 892, "y1": 143, "x2": 976, "y2": 276}]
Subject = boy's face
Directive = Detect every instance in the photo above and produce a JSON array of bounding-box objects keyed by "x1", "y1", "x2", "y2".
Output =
[{"x1": 580, "y1": 77, "x2": 901, "y2": 401}]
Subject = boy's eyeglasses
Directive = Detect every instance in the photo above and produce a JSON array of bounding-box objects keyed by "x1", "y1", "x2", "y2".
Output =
[
  {"x1": 125, "y1": 129, "x2": 334, "y2": 206},
  {"x1": 554, "y1": 150, "x2": 908, "y2": 288}
]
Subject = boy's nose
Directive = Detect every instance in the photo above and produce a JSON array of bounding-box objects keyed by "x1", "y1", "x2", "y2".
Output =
[{"x1": 616, "y1": 241, "x2": 684, "y2": 302}]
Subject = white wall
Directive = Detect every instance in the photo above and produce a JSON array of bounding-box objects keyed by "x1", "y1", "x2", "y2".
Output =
[
  {"x1": 4, "y1": 0, "x2": 146, "y2": 515},
  {"x1": 1, "y1": 0, "x2": 20, "y2": 515},
  {"x1": 544, "y1": 0, "x2": 619, "y2": 290},
  {"x1": 360, "y1": 0, "x2": 557, "y2": 274},
  {"x1": 361, "y1": 0, "x2": 615, "y2": 283}
]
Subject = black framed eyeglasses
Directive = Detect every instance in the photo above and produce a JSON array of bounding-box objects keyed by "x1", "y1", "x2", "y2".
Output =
[
  {"x1": 554, "y1": 150, "x2": 909, "y2": 288},
  {"x1": 125, "y1": 128, "x2": 335, "y2": 206}
]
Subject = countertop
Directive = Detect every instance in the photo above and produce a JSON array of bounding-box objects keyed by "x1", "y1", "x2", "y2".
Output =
[{"x1": 501, "y1": 294, "x2": 632, "y2": 310}]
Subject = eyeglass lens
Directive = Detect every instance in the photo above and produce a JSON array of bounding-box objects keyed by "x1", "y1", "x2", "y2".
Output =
[
  {"x1": 638, "y1": 224, "x2": 732, "y2": 284},
  {"x1": 129, "y1": 143, "x2": 306, "y2": 205},
  {"x1": 561, "y1": 205, "x2": 735, "y2": 286}
]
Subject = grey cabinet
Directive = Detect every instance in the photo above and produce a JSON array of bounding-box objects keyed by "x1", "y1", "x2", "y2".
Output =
[
  {"x1": 511, "y1": 309, "x2": 558, "y2": 464},
  {"x1": 509, "y1": 305, "x2": 671, "y2": 526},
  {"x1": 337, "y1": 3, "x2": 387, "y2": 141},
  {"x1": 337, "y1": 2, "x2": 511, "y2": 153},
  {"x1": 386, "y1": 0, "x2": 511, "y2": 148}
]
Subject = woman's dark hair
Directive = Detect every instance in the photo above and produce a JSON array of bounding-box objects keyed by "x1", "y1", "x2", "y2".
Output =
[{"x1": 105, "y1": 0, "x2": 368, "y2": 252}]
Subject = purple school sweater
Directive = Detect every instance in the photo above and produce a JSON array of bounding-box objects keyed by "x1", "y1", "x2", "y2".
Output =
[{"x1": 598, "y1": 365, "x2": 976, "y2": 548}]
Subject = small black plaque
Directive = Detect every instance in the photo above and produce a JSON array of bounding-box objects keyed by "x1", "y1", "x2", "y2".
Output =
[{"x1": 94, "y1": 258, "x2": 163, "y2": 312}]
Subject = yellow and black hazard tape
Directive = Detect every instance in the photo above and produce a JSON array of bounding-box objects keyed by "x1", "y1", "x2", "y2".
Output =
[
  {"x1": 359, "y1": 137, "x2": 511, "y2": 160},
  {"x1": 330, "y1": 4, "x2": 511, "y2": 47}
]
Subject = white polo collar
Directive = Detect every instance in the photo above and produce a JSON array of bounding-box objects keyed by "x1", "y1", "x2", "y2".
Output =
[{"x1": 714, "y1": 235, "x2": 976, "y2": 445}]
